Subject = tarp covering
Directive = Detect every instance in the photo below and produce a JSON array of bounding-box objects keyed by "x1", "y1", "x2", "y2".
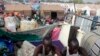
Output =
[
  {"x1": 0, "y1": 29, "x2": 41, "y2": 41},
  {"x1": 0, "y1": 23, "x2": 58, "y2": 41},
  {"x1": 17, "y1": 23, "x2": 58, "y2": 37}
]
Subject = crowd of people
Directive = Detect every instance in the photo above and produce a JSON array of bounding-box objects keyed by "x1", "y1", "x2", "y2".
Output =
[
  {"x1": 0, "y1": 10, "x2": 89, "y2": 56},
  {"x1": 0, "y1": 28, "x2": 88, "y2": 56},
  {"x1": 0, "y1": 10, "x2": 66, "y2": 32},
  {"x1": 0, "y1": 1, "x2": 89, "y2": 56}
]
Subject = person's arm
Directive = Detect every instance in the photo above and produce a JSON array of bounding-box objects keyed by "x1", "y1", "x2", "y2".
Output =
[
  {"x1": 33, "y1": 45, "x2": 42, "y2": 56},
  {"x1": 78, "y1": 47, "x2": 88, "y2": 56}
]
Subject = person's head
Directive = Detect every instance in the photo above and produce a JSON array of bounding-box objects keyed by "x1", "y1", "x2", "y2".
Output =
[
  {"x1": 68, "y1": 39, "x2": 79, "y2": 54},
  {"x1": 14, "y1": 12, "x2": 19, "y2": 16},
  {"x1": 43, "y1": 37, "x2": 52, "y2": 52},
  {"x1": 43, "y1": 37, "x2": 52, "y2": 47},
  {"x1": 14, "y1": 40, "x2": 24, "y2": 48}
]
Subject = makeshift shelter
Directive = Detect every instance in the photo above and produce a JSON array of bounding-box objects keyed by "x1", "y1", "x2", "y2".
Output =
[
  {"x1": 0, "y1": 29, "x2": 41, "y2": 41},
  {"x1": 5, "y1": 4, "x2": 32, "y2": 16}
]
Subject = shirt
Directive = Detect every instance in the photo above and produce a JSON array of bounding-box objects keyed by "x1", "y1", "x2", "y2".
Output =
[{"x1": 52, "y1": 27, "x2": 61, "y2": 40}]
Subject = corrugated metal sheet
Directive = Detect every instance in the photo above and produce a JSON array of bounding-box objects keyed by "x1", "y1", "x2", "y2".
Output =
[{"x1": 75, "y1": 16, "x2": 93, "y2": 32}]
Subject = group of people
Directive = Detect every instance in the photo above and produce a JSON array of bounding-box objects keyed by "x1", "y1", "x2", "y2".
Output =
[
  {"x1": 32, "y1": 26, "x2": 88, "y2": 56},
  {"x1": 33, "y1": 33, "x2": 88, "y2": 56},
  {"x1": 0, "y1": 24, "x2": 89, "y2": 56},
  {"x1": 0, "y1": 34, "x2": 88, "y2": 56},
  {"x1": 0, "y1": 10, "x2": 64, "y2": 32},
  {"x1": 0, "y1": 11, "x2": 40, "y2": 32}
]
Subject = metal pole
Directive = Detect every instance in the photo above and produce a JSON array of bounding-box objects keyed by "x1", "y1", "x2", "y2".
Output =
[
  {"x1": 71, "y1": 0, "x2": 76, "y2": 26},
  {"x1": 73, "y1": 1, "x2": 76, "y2": 13}
]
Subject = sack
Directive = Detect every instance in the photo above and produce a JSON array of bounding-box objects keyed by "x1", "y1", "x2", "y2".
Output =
[{"x1": 17, "y1": 41, "x2": 36, "y2": 56}]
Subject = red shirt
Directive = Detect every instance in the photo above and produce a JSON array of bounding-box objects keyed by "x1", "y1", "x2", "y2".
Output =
[{"x1": 52, "y1": 27, "x2": 61, "y2": 40}]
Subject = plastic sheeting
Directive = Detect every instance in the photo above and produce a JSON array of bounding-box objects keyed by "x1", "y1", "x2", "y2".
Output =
[
  {"x1": 0, "y1": 23, "x2": 58, "y2": 41},
  {"x1": 0, "y1": 29, "x2": 41, "y2": 41}
]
